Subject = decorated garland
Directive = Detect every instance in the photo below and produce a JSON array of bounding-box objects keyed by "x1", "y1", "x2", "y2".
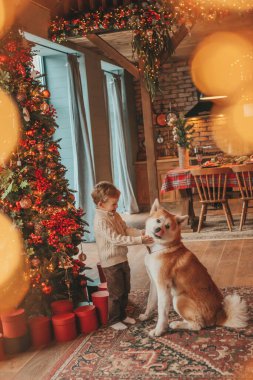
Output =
[
  {"x1": 49, "y1": 0, "x2": 251, "y2": 98},
  {"x1": 49, "y1": 0, "x2": 195, "y2": 98}
]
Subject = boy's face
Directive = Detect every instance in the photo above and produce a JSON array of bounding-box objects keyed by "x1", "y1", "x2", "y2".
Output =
[{"x1": 98, "y1": 197, "x2": 119, "y2": 213}]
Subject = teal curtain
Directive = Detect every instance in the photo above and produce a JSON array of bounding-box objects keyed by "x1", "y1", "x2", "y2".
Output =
[
  {"x1": 105, "y1": 72, "x2": 139, "y2": 214},
  {"x1": 67, "y1": 55, "x2": 95, "y2": 241}
]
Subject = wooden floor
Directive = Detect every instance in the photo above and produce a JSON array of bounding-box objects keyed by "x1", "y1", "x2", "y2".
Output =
[{"x1": 1, "y1": 214, "x2": 253, "y2": 379}]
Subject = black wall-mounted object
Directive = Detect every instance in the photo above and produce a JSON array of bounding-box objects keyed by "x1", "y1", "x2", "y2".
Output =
[{"x1": 184, "y1": 100, "x2": 213, "y2": 118}]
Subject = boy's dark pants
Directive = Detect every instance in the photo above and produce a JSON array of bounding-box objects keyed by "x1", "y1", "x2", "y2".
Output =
[{"x1": 102, "y1": 261, "x2": 130, "y2": 325}]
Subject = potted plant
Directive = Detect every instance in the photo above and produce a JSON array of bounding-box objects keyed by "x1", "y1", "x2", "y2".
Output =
[{"x1": 172, "y1": 115, "x2": 195, "y2": 168}]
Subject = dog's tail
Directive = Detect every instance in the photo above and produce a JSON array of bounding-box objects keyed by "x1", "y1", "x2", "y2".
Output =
[{"x1": 221, "y1": 293, "x2": 248, "y2": 328}]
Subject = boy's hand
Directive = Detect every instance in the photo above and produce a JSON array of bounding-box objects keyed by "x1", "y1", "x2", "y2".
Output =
[{"x1": 141, "y1": 235, "x2": 154, "y2": 244}]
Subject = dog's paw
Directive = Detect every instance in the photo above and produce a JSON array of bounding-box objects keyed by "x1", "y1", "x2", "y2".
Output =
[
  {"x1": 148, "y1": 327, "x2": 164, "y2": 337},
  {"x1": 169, "y1": 320, "x2": 202, "y2": 330},
  {"x1": 169, "y1": 321, "x2": 181, "y2": 329},
  {"x1": 139, "y1": 313, "x2": 149, "y2": 321}
]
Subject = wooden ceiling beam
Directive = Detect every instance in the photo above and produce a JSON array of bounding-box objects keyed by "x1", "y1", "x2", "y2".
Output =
[
  {"x1": 139, "y1": 58, "x2": 158, "y2": 205},
  {"x1": 89, "y1": 0, "x2": 97, "y2": 10},
  {"x1": 77, "y1": 0, "x2": 86, "y2": 11},
  {"x1": 63, "y1": 0, "x2": 71, "y2": 15},
  {"x1": 171, "y1": 25, "x2": 190, "y2": 51},
  {"x1": 101, "y1": 0, "x2": 107, "y2": 9},
  {"x1": 86, "y1": 34, "x2": 139, "y2": 79}
]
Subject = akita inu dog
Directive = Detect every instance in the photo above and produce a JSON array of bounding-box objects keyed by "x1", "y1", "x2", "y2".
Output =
[{"x1": 139, "y1": 199, "x2": 248, "y2": 337}]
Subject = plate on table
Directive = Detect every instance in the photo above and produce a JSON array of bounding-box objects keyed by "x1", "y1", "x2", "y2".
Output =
[{"x1": 201, "y1": 161, "x2": 220, "y2": 168}]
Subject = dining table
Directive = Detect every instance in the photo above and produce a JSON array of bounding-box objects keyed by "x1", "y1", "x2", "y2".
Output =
[{"x1": 161, "y1": 165, "x2": 239, "y2": 230}]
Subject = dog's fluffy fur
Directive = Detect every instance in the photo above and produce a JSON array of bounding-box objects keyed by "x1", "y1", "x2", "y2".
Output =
[{"x1": 139, "y1": 199, "x2": 248, "y2": 337}]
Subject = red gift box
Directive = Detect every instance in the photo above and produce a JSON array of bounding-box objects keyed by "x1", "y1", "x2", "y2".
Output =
[
  {"x1": 51, "y1": 299, "x2": 73, "y2": 315},
  {"x1": 91, "y1": 291, "x2": 109, "y2": 326},
  {"x1": 1, "y1": 309, "x2": 27, "y2": 339},
  {"x1": 0, "y1": 334, "x2": 5, "y2": 361},
  {"x1": 74, "y1": 305, "x2": 98, "y2": 334},
  {"x1": 3, "y1": 332, "x2": 30, "y2": 355},
  {"x1": 52, "y1": 313, "x2": 77, "y2": 342},
  {"x1": 98, "y1": 282, "x2": 107, "y2": 291},
  {"x1": 29, "y1": 316, "x2": 52, "y2": 349}
]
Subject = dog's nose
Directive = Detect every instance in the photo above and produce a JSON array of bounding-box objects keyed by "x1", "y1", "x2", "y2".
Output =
[{"x1": 155, "y1": 227, "x2": 162, "y2": 233}]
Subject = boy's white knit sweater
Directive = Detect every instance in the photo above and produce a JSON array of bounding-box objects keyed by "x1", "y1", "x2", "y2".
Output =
[{"x1": 94, "y1": 208, "x2": 143, "y2": 268}]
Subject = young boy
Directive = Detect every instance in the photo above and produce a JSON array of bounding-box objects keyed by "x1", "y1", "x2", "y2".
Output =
[{"x1": 91, "y1": 181, "x2": 153, "y2": 330}]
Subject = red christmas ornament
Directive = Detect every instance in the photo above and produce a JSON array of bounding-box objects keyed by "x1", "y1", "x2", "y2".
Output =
[
  {"x1": 42, "y1": 285, "x2": 52, "y2": 295},
  {"x1": 0, "y1": 54, "x2": 8, "y2": 64},
  {"x1": 41, "y1": 89, "x2": 51, "y2": 98},
  {"x1": 26, "y1": 221, "x2": 34, "y2": 229}
]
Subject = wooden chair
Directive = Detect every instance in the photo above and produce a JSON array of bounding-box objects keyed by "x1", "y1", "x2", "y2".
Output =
[
  {"x1": 191, "y1": 167, "x2": 234, "y2": 233},
  {"x1": 232, "y1": 164, "x2": 253, "y2": 230}
]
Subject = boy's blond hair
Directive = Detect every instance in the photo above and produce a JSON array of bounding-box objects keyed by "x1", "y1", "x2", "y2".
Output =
[{"x1": 91, "y1": 181, "x2": 121, "y2": 205}]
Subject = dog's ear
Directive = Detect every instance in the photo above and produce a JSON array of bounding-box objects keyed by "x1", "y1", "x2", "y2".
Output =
[
  {"x1": 176, "y1": 215, "x2": 188, "y2": 225},
  {"x1": 150, "y1": 198, "x2": 160, "y2": 214}
]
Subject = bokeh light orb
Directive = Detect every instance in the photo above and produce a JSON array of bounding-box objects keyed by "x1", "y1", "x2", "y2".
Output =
[
  {"x1": 0, "y1": 0, "x2": 31, "y2": 38},
  {"x1": 0, "y1": 89, "x2": 20, "y2": 165},
  {"x1": 202, "y1": 0, "x2": 253, "y2": 11},
  {"x1": 0, "y1": 1, "x2": 5, "y2": 37},
  {"x1": 225, "y1": 96, "x2": 253, "y2": 144},
  {"x1": 0, "y1": 213, "x2": 29, "y2": 313},
  {"x1": 191, "y1": 31, "x2": 253, "y2": 97},
  {"x1": 211, "y1": 104, "x2": 253, "y2": 155}
]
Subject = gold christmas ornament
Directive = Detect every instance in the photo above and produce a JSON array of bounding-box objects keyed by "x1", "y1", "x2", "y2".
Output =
[
  {"x1": 31, "y1": 256, "x2": 40, "y2": 267},
  {"x1": 40, "y1": 102, "x2": 50, "y2": 113},
  {"x1": 19, "y1": 196, "x2": 32, "y2": 209},
  {"x1": 78, "y1": 252, "x2": 86, "y2": 262}
]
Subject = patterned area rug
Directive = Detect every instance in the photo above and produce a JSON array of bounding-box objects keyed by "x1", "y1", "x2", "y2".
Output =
[
  {"x1": 182, "y1": 215, "x2": 253, "y2": 241},
  {"x1": 46, "y1": 288, "x2": 253, "y2": 380}
]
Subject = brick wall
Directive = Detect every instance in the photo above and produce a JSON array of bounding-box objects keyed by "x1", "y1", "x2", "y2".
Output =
[{"x1": 134, "y1": 58, "x2": 223, "y2": 160}]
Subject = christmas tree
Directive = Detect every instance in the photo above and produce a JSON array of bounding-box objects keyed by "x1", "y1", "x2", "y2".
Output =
[{"x1": 0, "y1": 29, "x2": 90, "y2": 316}]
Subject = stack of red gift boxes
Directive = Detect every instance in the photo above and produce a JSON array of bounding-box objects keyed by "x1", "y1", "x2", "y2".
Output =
[{"x1": 0, "y1": 273, "x2": 108, "y2": 360}]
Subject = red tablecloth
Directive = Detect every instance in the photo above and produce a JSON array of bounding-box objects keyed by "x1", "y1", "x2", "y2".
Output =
[{"x1": 161, "y1": 166, "x2": 239, "y2": 192}]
